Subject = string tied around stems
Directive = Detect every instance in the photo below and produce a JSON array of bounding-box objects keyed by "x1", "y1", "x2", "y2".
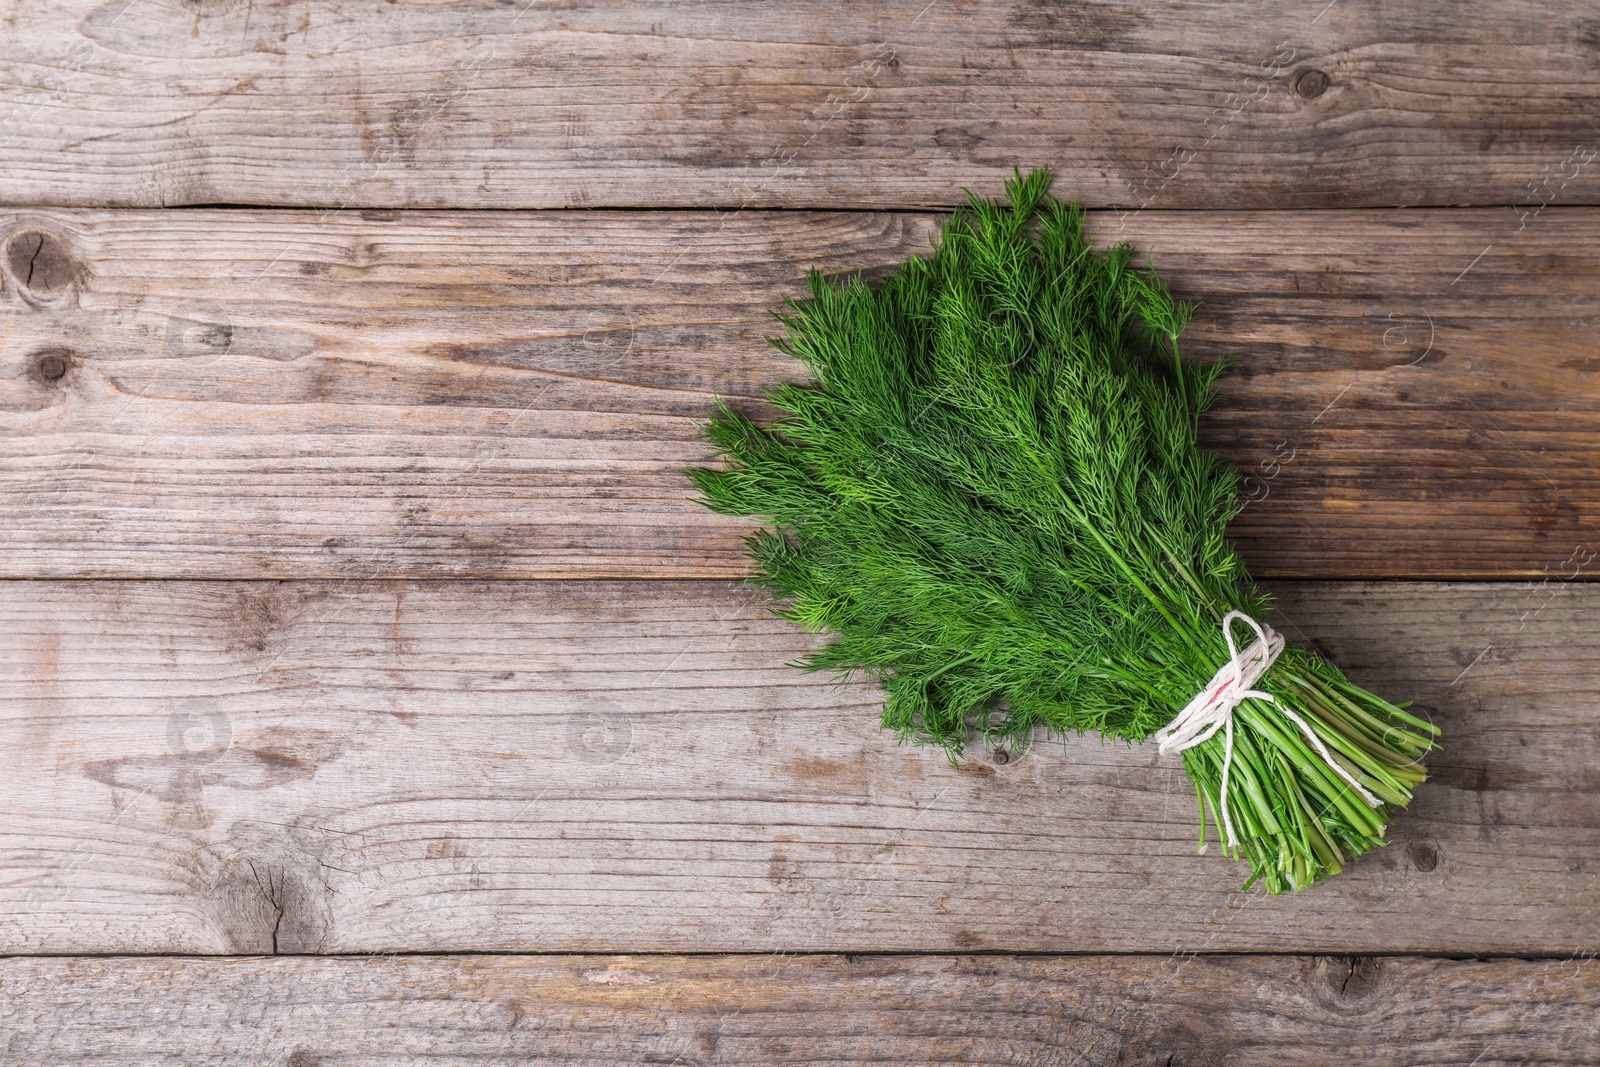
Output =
[{"x1": 1152, "y1": 610, "x2": 1382, "y2": 850}]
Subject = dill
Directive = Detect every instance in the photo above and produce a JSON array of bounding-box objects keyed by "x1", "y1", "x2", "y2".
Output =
[{"x1": 691, "y1": 169, "x2": 1438, "y2": 893}]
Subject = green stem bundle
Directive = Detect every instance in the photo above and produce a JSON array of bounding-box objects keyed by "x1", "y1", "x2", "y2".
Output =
[{"x1": 692, "y1": 169, "x2": 1438, "y2": 892}]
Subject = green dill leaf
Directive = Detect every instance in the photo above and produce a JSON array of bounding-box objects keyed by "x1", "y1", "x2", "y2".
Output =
[{"x1": 691, "y1": 169, "x2": 1437, "y2": 893}]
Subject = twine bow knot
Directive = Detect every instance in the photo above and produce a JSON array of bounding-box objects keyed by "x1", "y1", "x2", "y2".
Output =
[{"x1": 1153, "y1": 610, "x2": 1381, "y2": 849}]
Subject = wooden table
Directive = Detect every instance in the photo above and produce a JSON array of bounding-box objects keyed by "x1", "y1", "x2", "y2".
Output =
[{"x1": 2, "y1": 2, "x2": 1597, "y2": 1062}]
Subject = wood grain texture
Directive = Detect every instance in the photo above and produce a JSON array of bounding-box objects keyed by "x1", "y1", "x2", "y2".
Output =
[
  {"x1": 4, "y1": 953, "x2": 1597, "y2": 1066},
  {"x1": 1, "y1": 578, "x2": 1594, "y2": 955},
  {"x1": 3, "y1": 207, "x2": 1599, "y2": 579},
  {"x1": 1, "y1": 0, "x2": 1597, "y2": 211}
]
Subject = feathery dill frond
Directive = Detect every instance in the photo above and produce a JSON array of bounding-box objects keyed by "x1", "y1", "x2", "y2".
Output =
[{"x1": 691, "y1": 169, "x2": 1437, "y2": 893}]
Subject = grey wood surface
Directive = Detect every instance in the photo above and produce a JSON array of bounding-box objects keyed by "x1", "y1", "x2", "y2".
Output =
[
  {"x1": 3, "y1": 207, "x2": 1597, "y2": 580},
  {"x1": 0, "y1": 1, "x2": 1595, "y2": 211},
  {"x1": 3, "y1": 3, "x2": 1597, "y2": 1053},
  {"x1": 3, "y1": 953, "x2": 1596, "y2": 1066},
  {"x1": 2, "y1": 577, "x2": 1593, "y2": 955}
]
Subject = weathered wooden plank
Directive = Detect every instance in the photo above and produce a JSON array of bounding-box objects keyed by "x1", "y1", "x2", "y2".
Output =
[
  {"x1": 1, "y1": 0, "x2": 1596, "y2": 211},
  {"x1": 2, "y1": 207, "x2": 1597, "y2": 579},
  {"x1": 3, "y1": 954, "x2": 1596, "y2": 1065},
  {"x1": 1, "y1": 578, "x2": 1594, "y2": 955}
]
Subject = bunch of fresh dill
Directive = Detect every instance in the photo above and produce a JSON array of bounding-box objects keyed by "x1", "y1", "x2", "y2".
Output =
[{"x1": 691, "y1": 169, "x2": 1437, "y2": 892}]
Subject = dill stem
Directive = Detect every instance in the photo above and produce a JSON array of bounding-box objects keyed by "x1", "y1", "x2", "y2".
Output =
[{"x1": 696, "y1": 167, "x2": 1436, "y2": 892}]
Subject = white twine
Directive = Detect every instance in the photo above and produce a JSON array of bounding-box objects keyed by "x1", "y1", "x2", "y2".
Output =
[{"x1": 1152, "y1": 610, "x2": 1381, "y2": 850}]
